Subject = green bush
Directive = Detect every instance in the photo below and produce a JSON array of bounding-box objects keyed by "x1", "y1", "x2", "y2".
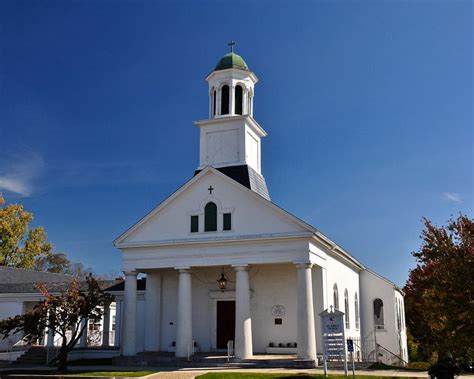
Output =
[
  {"x1": 407, "y1": 362, "x2": 430, "y2": 370},
  {"x1": 428, "y1": 360, "x2": 461, "y2": 379}
]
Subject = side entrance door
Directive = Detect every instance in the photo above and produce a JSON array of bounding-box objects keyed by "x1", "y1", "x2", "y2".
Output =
[{"x1": 216, "y1": 300, "x2": 235, "y2": 349}]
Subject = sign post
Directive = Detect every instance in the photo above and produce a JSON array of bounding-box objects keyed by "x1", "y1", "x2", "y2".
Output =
[
  {"x1": 347, "y1": 339, "x2": 355, "y2": 379},
  {"x1": 319, "y1": 307, "x2": 347, "y2": 377}
]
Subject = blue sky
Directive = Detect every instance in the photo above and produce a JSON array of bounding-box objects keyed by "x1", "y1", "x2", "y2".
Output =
[{"x1": 0, "y1": 0, "x2": 472, "y2": 285}]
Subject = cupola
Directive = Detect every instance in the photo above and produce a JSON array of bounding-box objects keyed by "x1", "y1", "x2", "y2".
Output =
[
  {"x1": 194, "y1": 43, "x2": 270, "y2": 200},
  {"x1": 206, "y1": 42, "x2": 258, "y2": 119}
]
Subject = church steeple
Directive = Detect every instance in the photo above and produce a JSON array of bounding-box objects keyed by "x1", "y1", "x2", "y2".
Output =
[
  {"x1": 193, "y1": 45, "x2": 270, "y2": 200},
  {"x1": 207, "y1": 43, "x2": 256, "y2": 119}
]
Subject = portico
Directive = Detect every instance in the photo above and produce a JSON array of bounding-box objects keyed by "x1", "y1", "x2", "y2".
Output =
[{"x1": 118, "y1": 259, "x2": 322, "y2": 362}]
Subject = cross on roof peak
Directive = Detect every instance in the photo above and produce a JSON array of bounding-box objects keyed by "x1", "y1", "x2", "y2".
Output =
[{"x1": 228, "y1": 40, "x2": 236, "y2": 53}]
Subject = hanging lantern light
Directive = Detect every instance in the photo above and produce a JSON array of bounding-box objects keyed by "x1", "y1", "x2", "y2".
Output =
[{"x1": 217, "y1": 267, "x2": 228, "y2": 292}]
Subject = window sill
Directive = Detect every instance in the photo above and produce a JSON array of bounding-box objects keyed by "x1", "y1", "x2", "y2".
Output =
[{"x1": 188, "y1": 229, "x2": 234, "y2": 235}]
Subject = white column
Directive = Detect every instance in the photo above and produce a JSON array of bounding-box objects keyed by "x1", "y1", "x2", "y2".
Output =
[
  {"x1": 217, "y1": 87, "x2": 222, "y2": 116},
  {"x1": 209, "y1": 93, "x2": 212, "y2": 118},
  {"x1": 145, "y1": 272, "x2": 162, "y2": 352},
  {"x1": 175, "y1": 268, "x2": 192, "y2": 357},
  {"x1": 47, "y1": 325, "x2": 55, "y2": 347},
  {"x1": 102, "y1": 302, "x2": 111, "y2": 347},
  {"x1": 243, "y1": 89, "x2": 248, "y2": 115},
  {"x1": 45, "y1": 309, "x2": 55, "y2": 347},
  {"x1": 229, "y1": 84, "x2": 235, "y2": 115},
  {"x1": 79, "y1": 318, "x2": 88, "y2": 348},
  {"x1": 296, "y1": 262, "x2": 317, "y2": 361},
  {"x1": 234, "y1": 265, "x2": 253, "y2": 359},
  {"x1": 114, "y1": 300, "x2": 122, "y2": 348},
  {"x1": 122, "y1": 270, "x2": 138, "y2": 356}
]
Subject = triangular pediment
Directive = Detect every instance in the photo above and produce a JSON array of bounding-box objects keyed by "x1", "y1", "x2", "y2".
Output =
[{"x1": 114, "y1": 167, "x2": 316, "y2": 247}]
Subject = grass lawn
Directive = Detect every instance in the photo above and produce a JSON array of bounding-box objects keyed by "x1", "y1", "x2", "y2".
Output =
[
  {"x1": 197, "y1": 374, "x2": 421, "y2": 379},
  {"x1": 368, "y1": 362, "x2": 429, "y2": 372},
  {"x1": 0, "y1": 370, "x2": 157, "y2": 378},
  {"x1": 67, "y1": 371, "x2": 157, "y2": 377}
]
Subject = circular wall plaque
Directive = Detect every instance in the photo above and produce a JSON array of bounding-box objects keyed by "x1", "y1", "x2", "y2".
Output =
[{"x1": 271, "y1": 305, "x2": 285, "y2": 316}]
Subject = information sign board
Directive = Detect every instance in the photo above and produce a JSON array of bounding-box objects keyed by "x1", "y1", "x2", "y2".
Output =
[
  {"x1": 347, "y1": 339, "x2": 354, "y2": 352},
  {"x1": 319, "y1": 308, "x2": 348, "y2": 376}
]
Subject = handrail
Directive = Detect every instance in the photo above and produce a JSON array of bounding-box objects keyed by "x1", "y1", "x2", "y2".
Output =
[
  {"x1": 227, "y1": 340, "x2": 234, "y2": 362},
  {"x1": 6, "y1": 334, "x2": 32, "y2": 363},
  {"x1": 12, "y1": 334, "x2": 31, "y2": 348},
  {"x1": 376, "y1": 343, "x2": 408, "y2": 366}
]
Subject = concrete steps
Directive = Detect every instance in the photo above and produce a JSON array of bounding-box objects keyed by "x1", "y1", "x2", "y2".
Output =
[
  {"x1": 11, "y1": 347, "x2": 47, "y2": 366},
  {"x1": 115, "y1": 353, "x2": 316, "y2": 368}
]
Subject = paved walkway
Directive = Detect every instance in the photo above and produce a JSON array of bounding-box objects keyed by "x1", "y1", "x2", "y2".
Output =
[
  {"x1": 3, "y1": 364, "x2": 474, "y2": 379},
  {"x1": 145, "y1": 367, "x2": 431, "y2": 379}
]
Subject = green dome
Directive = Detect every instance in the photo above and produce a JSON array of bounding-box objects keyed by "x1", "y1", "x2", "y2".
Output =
[{"x1": 214, "y1": 52, "x2": 249, "y2": 71}]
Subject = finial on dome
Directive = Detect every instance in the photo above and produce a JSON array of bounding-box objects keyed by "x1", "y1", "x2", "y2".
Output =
[{"x1": 228, "y1": 40, "x2": 235, "y2": 53}]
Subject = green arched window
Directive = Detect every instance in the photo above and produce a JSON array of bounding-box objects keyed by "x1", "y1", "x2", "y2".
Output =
[
  {"x1": 204, "y1": 202, "x2": 217, "y2": 231},
  {"x1": 235, "y1": 85, "x2": 243, "y2": 115},
  {"x1": 221, "y1": 85, "x2": 229, "y2": 115}
]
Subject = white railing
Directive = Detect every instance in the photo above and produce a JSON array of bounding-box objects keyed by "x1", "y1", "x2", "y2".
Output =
[
  {"x1": 6, "y1": 334, "x2": 32, "y2": 363},
  {"x1": 376, "y1": 343, "x2": 408, "y2": 367},
  {"x1": 227, "y1": 340, "x2": 234, "y2": 362}
]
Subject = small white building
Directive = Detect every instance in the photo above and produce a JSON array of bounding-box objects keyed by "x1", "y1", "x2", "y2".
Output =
[
  {"x1": 112, "y1": 49, "x2": 409, "y2": 366},
  {"x1": 0, "y1": 267, "x2": 118, "y2": 362}
]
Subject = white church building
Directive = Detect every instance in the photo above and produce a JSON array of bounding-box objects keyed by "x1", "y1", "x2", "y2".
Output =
[{"x1": 113, "y1": 48, "x2": 408, "y2": 365}]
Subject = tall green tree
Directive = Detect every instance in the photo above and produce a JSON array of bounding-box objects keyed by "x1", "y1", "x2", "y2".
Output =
[
  {"x1": 34, "y1": 253, "x2": 72, "y2": 274},
  {"x1": 404, "y1": 214, "x2": 474, "y2": 361},
  {"x1": 0, "y1": 275, "x2": 113, "y2": 372}
]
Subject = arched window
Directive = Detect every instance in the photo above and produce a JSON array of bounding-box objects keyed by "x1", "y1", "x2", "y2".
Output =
[
  {"x1": 401, "y1": 301, "x2": 405, "y2": 330},
  {"x1": 212, "y1": 90, "x2": 216, "y2": 117},
  {"x1": 204, "y1": 202, "x2": 217, "y2": 232},
  {"x1": 396, "y1": 300, "x2": 402, "y2": 330},
  {"x1": 354, "y1": 293, "x2": 360, "y2": 330},
  {"x1": 344, "y1": 289, "x2": 350, "y2": 329},
  {"x1": 235, "y1": 85, "x2": 243, "y2": 115},
  {"x1": 333, "y1": 284, "x2": 339, "y2": 310},
  {"x1": 221, "y1": 85, "x2": 229, "y2": 115},
  {"x1": 373, "y1": 298, "x2": 384, "y2": 328}
]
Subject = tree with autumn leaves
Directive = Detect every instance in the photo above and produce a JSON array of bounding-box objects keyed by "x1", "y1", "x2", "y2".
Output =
[
  {"x1": 0, "y1": 275, "x2": 113, "y2": 371},
  {"x1": 0, "y1": 194, "x2": 53, "y2": 268},
  {"x1": 404, "y1": 214, "x2": 474, "y2": 363},
  {"x1": 0, "y1": 194, "x2": 94, "y2": 276}
]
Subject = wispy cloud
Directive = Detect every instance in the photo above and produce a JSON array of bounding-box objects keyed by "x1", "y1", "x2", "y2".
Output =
[
  {"x1": 443, "y1": 192, "x2": 462, "y2": 204},
  {"x1": 0, "y1": 151, "x2": 44, "y2": 197}
]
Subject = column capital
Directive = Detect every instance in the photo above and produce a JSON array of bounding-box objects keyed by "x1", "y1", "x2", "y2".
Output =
[
  {"x1": 123, "y1": 270, "x2": 137, "y2": 277},
  {"x1": 232, "y1": 264, "x2": 249, "y2": 271},
  {"x1": 175, "y1": 267, "x2": 192, "y2": 274},
  {"x1": 294, "y1": 262, "x2": 313, "y2": 269}
]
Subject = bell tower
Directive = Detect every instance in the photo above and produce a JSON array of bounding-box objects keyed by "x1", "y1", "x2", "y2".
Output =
[{"x1": 194, "y1": 43, "x2": 270, "y2": 200}]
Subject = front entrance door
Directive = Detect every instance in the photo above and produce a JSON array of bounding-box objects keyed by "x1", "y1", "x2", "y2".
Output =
[{"x1": 216, "y1": 301, "x2": 235, "y2": 349}]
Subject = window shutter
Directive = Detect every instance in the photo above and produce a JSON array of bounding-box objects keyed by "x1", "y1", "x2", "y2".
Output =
[
  {"x1": 190, "y1": 215, "x2": 199, "y2": 233},
  {"x1": 223, "y1": 213, "x2": 232, "y2": 231}
]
